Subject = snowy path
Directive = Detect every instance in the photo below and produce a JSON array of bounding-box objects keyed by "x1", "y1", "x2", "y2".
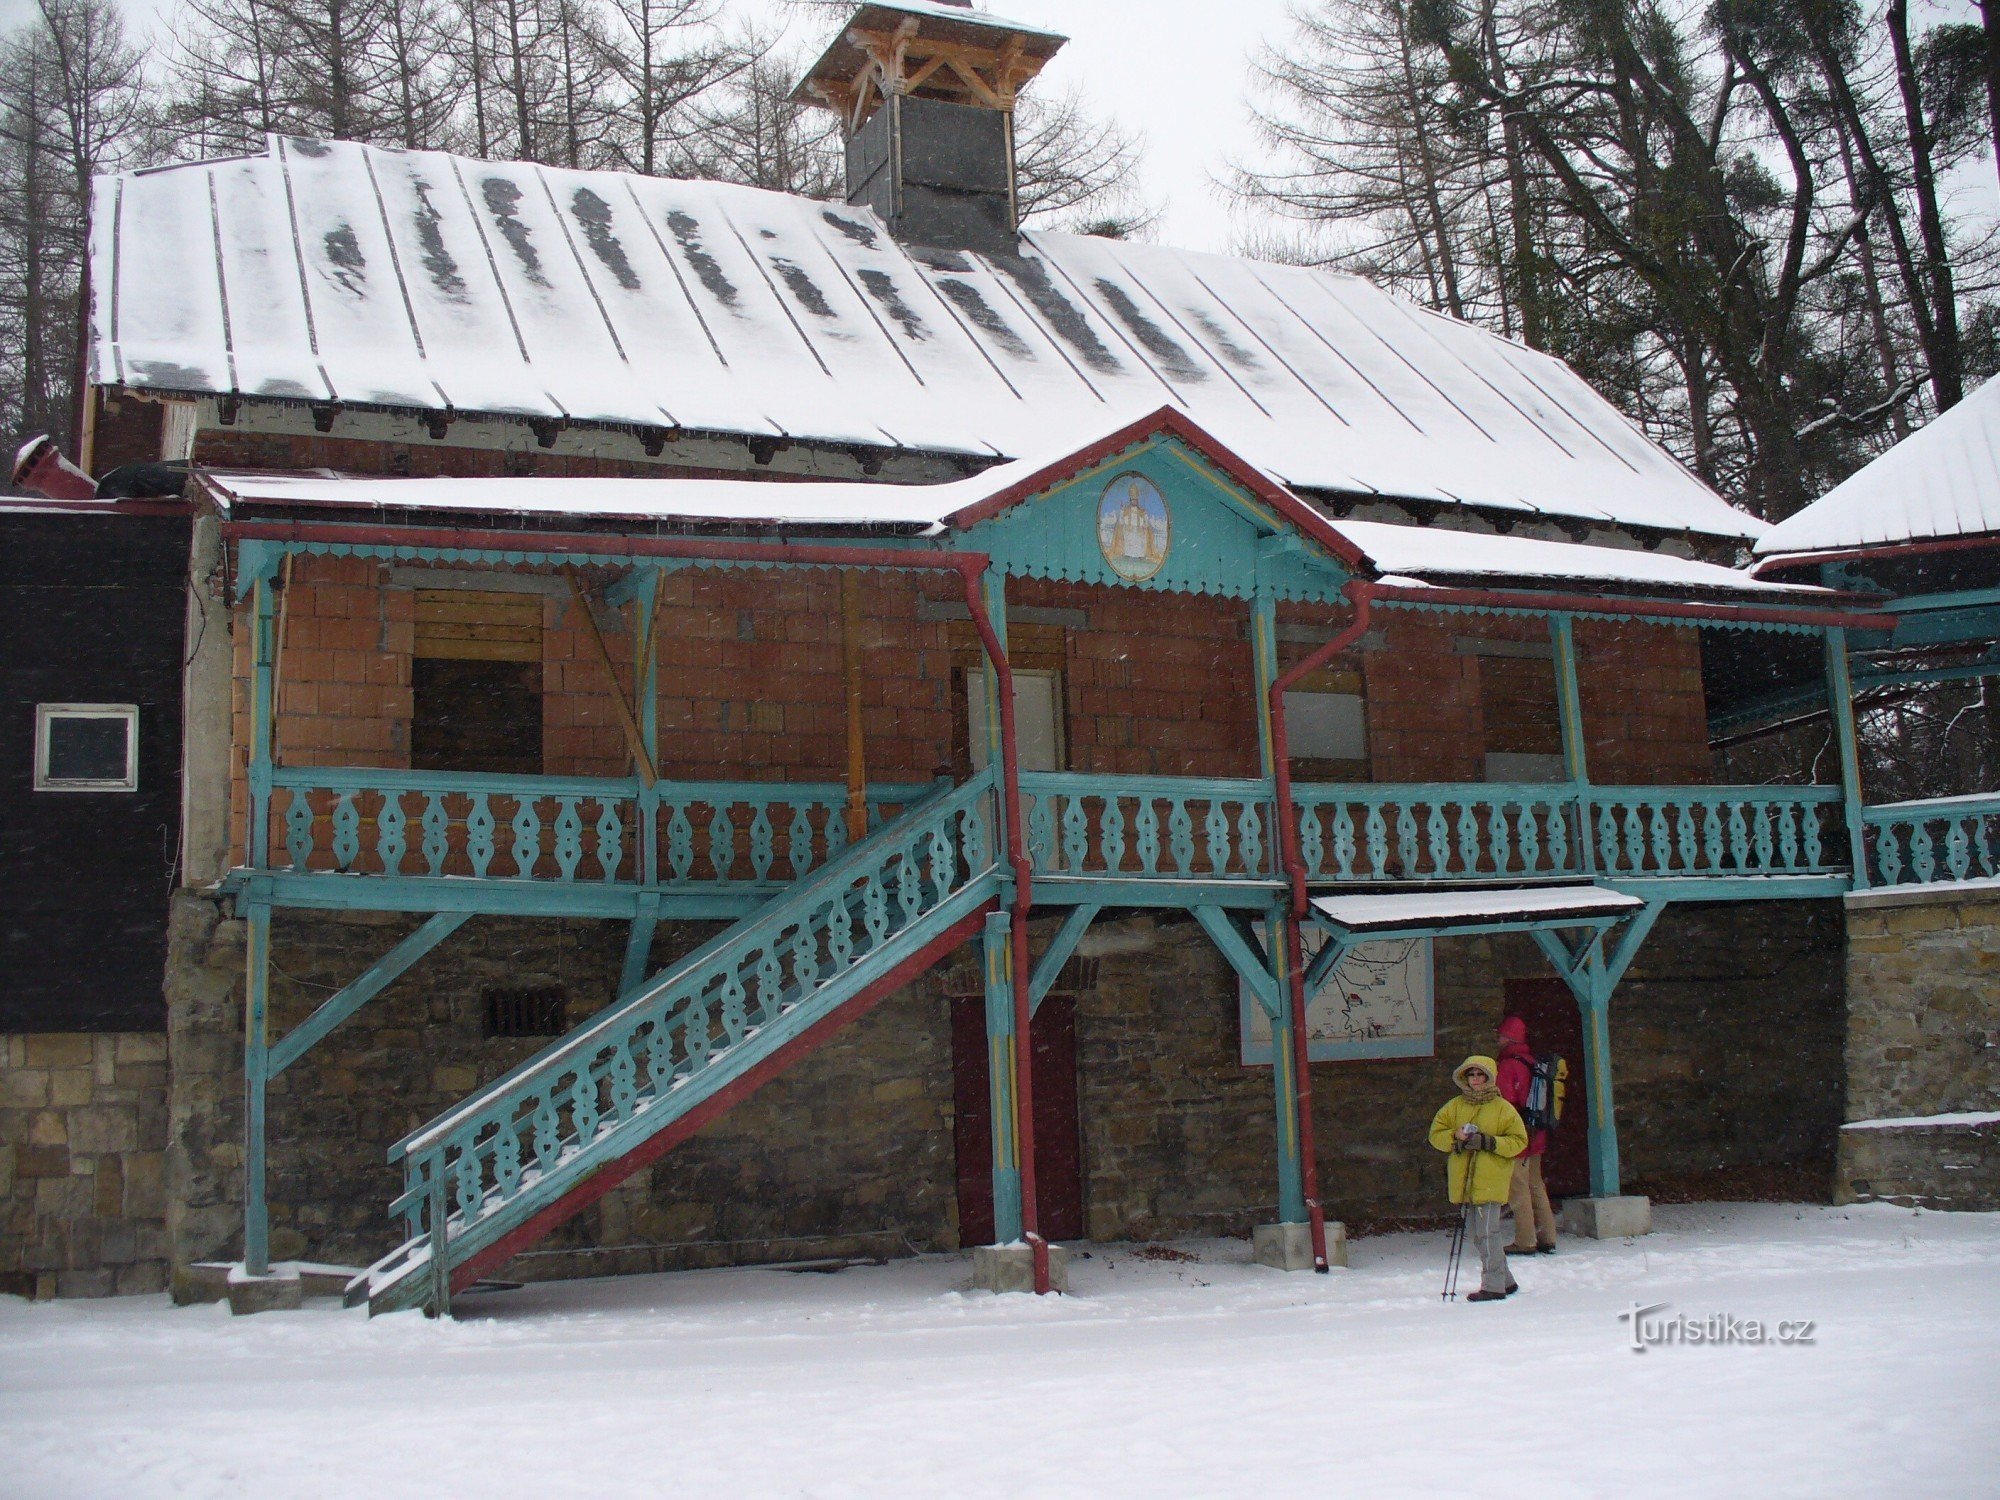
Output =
[{"x1": 4, "y1": 1203, "x2": 1995, "y2": 1500}]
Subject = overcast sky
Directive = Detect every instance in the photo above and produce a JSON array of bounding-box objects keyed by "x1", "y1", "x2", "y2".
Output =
[{"x1": 0, "y1": 0, "x2": 1990, "y2": 256}]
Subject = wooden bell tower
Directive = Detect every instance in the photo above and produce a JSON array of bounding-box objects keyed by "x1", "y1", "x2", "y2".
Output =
[{"x1": 793, "y1": 1, "x2": 1067, "y2": 257}]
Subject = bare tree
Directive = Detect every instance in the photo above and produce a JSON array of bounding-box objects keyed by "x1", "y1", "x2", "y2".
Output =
[{"x1": 0, "y1": 0, "x2": 150, "y2": 453}]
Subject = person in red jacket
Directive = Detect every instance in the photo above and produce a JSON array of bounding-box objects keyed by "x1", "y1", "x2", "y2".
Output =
[{"x1": 1496, "y1": 1014, "x2": 1558, "y2": 1254}]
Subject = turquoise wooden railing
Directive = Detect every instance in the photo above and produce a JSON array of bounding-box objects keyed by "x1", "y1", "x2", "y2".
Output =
[
  {"x1": 1292, "y1": 784, "x2": 1581, "y2": 881},
  {"x1": 1862, "y1": 794, "x2": 2000, "y2": 887},
  {"x1": 1587, "y1": 786, "x2": 1846, "y2": 877},
  {"x1": 1019, "y1": 772, "x2": 1276, "y2": 880},
  {"x1": 1291, "y1": 784, "x2": 1846, "y2": 882},
  {"x1": 361, "y1": 772, "x2": 998, "y2": 1314},
  {"x1": 267, "y1": 768, "x2": 932, "y2": 885}
]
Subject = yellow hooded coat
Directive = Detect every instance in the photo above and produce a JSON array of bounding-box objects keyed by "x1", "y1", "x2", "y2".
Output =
[{"x1": 1428, "y1": 1055, "x2": 1529, "y2": 1204}]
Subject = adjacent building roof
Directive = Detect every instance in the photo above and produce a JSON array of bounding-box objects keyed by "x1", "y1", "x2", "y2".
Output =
[
  {"x1": 1757, "y1": 375, "x2": 2000, "y2": 560},
  {"x1": 93, "y1": 136, "x2": 1761, "y2": 540}
]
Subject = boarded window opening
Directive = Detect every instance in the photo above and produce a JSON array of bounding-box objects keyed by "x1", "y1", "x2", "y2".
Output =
[
  {"x1": 1285, "y1": 664, "x2": 1369, "y2": 781},
  {"x1": 1478, "y1": 651, "x2": 1564, "y2": 782},
  {"x1": 482, "y1": 984, "x2": 567, "y2": 1038},
  {"x1": 412, "y1": 589, "x2": 544, "y2": 775}
]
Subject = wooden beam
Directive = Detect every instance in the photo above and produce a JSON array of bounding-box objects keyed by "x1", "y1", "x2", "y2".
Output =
[
  {"x1": 1027, "y1": 903, "x2": 1098, "y2": 1017},
  {"x1": 562, "y1": 565, "x2": 658, "y2": 788},
  {"x1": 270, "y1": 911, "x2": 470, "y2": 1075}
]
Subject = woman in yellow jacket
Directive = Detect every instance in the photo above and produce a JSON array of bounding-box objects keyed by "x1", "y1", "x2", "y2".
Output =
[{"x1": 1428, "y1": 1055, "x2": 1530, "y2": 1302}]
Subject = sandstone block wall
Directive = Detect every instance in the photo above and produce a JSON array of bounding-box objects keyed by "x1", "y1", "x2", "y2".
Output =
[
  {"x1": 1836, "y1": 883, "x2": 2000, "y2": 1209},
  {"x1": 0, "y1": 1033, "x2": 169, "y2": 1298}
]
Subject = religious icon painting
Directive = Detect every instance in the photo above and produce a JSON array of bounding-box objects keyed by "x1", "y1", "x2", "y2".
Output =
[{"x1": 1096, "y1": 472, "x2": 1171, "y2": 582}]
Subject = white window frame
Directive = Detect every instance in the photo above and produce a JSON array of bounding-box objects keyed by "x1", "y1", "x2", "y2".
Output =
[{"x1": 34, "y1": 703, "x2": 139, "y2": 792}]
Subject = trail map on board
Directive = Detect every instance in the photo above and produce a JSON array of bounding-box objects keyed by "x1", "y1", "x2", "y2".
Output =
[{"x1": 1239, "y1": 930, "x2": 1434, "y2": 1063}]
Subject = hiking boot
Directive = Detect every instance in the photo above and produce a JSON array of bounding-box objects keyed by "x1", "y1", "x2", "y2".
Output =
[
  {"x1": 1466, "y1": 1289, "x2": 1507, "y2": 1303},
  {"x1": 1504, "y1": 1280, "x2": 1520, "y2": 1295},
  {"x1": 1504, "y1": 1244, "x2": 1538, "y2": 1256},
  {"x1": 1535, "y1": 1243, "x2": 1557, "y2": 1254}
]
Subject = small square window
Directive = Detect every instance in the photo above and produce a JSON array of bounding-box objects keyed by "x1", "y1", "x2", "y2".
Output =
[{"x1": 34, "y1": 705, "x2": 138, "y2": 792}]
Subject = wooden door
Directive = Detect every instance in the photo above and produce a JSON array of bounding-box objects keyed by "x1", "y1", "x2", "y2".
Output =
[
  {"x1": 1500, "y1": 977, "x2": 1590, "y2": 1198},
  {"x1": 950, "y1": 994, "x2": 1085, "y2": 1245}
]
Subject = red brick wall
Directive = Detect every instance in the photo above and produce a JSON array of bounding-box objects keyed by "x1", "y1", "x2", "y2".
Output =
[{"x1": 230, "y1": 561, "x2": 1714, "y2": 860}]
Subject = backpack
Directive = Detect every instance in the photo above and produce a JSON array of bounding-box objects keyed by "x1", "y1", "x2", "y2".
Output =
[{"x1": 1521, "y1": 1053, "x2": 1568, "y2": 1134}]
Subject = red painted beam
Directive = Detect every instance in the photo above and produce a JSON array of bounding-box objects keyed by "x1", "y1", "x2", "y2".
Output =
[{"x1": 448, "y1": 900, "x2": 996, "y2": 1295}]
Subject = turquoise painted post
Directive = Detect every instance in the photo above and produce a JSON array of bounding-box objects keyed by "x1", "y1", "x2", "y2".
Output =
[
  {"x1": 637, "y1": 568, "x2": 661, "y2": 888},
  {"x1": 1551, "y1": 614, "x2": 1592, "y2": 875},
  {"x1": 249, "y1": 571, "x2": 276, "y2": 868},
  {"x1": 243, "y1": 900, "x2": 272, "y2": 1275},
  {"x1": 1576, "y1": 953, "x2": 1620, "y2": 1197},
  {"x1": 982, "y1": 910, "x2": 1023, "y2": 1243},
  {"x1": 1267, "y1": 902, "x2": 1307, "y2": 1223},
  {"x1": 1249, "y1": 589, "x2": 1306, "y2": 1223},
  {"x1": 1824, "y1": 628, "x2": 1869, "y2": 888},
  {"x1": 978, "y1": 572, "x2": 1011, "y2": 871}
]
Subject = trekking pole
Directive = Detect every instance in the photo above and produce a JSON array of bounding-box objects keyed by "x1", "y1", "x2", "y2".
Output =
[
  {"x1": 1441, "y1": 1144, "x2": 1472, "y2": 1301},
  {"x1": 1441, "y1": 1202, "x2": 1466, "y2": 1301}
]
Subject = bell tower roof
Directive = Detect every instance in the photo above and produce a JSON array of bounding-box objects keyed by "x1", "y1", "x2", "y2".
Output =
[{"x1": 792, "y1": 1, "x2": 1068, "y2": 128}]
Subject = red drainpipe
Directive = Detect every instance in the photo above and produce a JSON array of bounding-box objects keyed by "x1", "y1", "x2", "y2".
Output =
[
  {"x1": 1265, "y1": 579, "x2": 1377, "y2": 1273},
  {"x1": 221, "y1": 513, "x2": 1047, "y2": 1292}
]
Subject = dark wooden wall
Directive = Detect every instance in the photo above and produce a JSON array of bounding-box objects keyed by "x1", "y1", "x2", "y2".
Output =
[{"x1": 0, "y1": 510, "x2": 189, "y2": 1031}]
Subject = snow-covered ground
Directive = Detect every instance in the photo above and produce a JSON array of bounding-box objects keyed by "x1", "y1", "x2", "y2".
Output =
[{"x1": 4, "y1": 1203, "x2": 1995, "y2": 1500}]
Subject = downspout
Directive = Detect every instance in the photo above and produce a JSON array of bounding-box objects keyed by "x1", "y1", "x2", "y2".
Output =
[
  {"x1": 1265, "y1": 579, "x2": 1376, "y2": 1273},
  {"x1": 218, "y1": 516, "x2": 1048, "y2": 1288}
]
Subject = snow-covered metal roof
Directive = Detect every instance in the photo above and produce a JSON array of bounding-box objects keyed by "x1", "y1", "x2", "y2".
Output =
[
  {"x1": 1757, "y1": 375, "x2": 2000, "y2": 559},
  {"x1": 1331, "y1": 518, "x2": 1830, "y2": 603},
  {"x1": 92, "y1": 137, "x2": 1761, "y2": 539}
]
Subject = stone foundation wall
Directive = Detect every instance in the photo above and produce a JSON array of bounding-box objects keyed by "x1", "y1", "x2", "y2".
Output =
[
  {"x1": 1, "y1": 1033, "x2": 169, "y2": 1298},
  {"x1": 1055, "y1": 899, "x2": 1844, "y2": 1237},
  {"x1": 1836, "y1": 883, "x2": 2000, "y2": 1209},
  {"x1": 155, "y1": 896, "x2": 1845, "y2": 1284},
  {"x1": 163, "y1": 901, "x2": 960, "y2": 1285}
]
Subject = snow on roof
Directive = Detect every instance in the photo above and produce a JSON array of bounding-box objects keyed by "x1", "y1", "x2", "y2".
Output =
[
  {"x1": 93, "y1": 137, "x2": 1761, "y2": 541},
  {"x1": 1757, "y1": 375, "x2": 2000, "y2": 558},
  {"x1": 1329, "y1": 518, "x2": 1833, "y2": 603},
  {"x1": 1311, "y1": 885, "x2": 1644, "y2": 932}
]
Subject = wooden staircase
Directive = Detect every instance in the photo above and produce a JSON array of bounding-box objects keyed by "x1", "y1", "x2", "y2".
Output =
[{"x1": 349, "y1": 773, "x2": 1001, "y2": 1315}]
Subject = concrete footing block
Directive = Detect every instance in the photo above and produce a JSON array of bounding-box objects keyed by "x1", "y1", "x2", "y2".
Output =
[
  {"x1": 1559, "y1": 1195, "x2": 1652, "y2": 1239},
  {"x1": 173, "y1": 1262, "x2": 234, "y2": 1306},
  {"x1": 970, "y1": 1242, "x2": 1071, "y2": 1294},
  {"x1": 226, "y1": 1266, "x2": 303, "y2": 1316},
  {"x1": 1253, "y1": 1220, "x2": 1348, "y2": 1271}
]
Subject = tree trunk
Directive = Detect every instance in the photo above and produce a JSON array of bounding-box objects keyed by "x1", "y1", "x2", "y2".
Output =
[{"x1": 1888, "y1": 0, "x2": 1962, "y2": 411}]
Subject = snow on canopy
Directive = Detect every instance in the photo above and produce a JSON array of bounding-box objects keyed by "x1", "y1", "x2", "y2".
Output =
[
  {"x1": 1757, "y1": 374, "x2": 2000, "y2": 558},
  {"x1": 93, "y1": 135, "x2": 1759, "y2": 539},
  {"x1": 1311, "y1": 885, "x2": 1645, "y2": 933}
]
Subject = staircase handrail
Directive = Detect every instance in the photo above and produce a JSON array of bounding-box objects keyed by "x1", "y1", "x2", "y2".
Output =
[{"x1": 390, "y1": 770, "x2": 985, "y2": 1163}]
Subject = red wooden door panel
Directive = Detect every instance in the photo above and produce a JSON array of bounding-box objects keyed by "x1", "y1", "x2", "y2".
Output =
[
  {"x1": 950, "y1": 994, "x2": 1085, "y2": 1245},
  {"x1": 1500, "y1": 977, "x2": 1590, "y2": 1199}
]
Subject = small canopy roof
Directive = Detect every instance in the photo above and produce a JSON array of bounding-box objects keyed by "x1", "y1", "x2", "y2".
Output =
[
  {"x1": 1311, "y1": 885, "x2": 1645, "y2": 935},
  {"x1": 1756, "y1": 375, "x2": 2000, "y2": 562}
]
